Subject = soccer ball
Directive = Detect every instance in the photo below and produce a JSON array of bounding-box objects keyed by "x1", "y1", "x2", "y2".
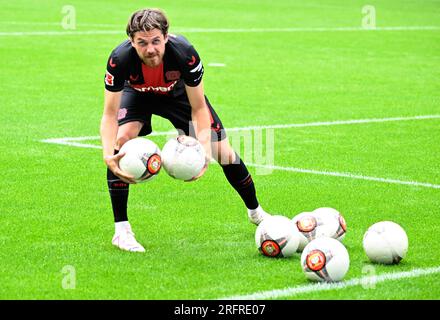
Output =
[
  {"x1": 292, "y1": 208, "x2": 346, "y2": 252},
  {"x1": 292, "y1": 212, "x2": 318, "y2": 252},
  {"x1": 161, "y1": 135, "x2": 206, "y2": 181},
  {"x1": 363, "y1": 221, "x2": 408, "y2": 264},
  {"x1": 313, "y1": 207, "x2": 347, "y2": 242},
  {"x1": 119, "y1": 137, "x2": 161, "y2": 183},
  {"x1": 255, "y1": 215, "x2": 300, "y2": 258},
  {"x1": 301, "y1": 237, "x2": 350, "y2": 282}
]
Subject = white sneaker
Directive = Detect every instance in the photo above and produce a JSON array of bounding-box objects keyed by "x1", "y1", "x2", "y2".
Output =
[
  {"x1": 247, "y1": 206, "x2": 271, "y2": 225},
  {"x1": 112, "y1": 227, "x2": 145, "y2": 253}
]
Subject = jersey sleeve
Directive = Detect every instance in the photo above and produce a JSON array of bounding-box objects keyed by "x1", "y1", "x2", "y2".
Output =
[
  {"x1": 181, "y1": 45, "x2": 204, "y2": 87},
  {"x1": 104, "y1": 51, "x2": 127, "y2": 92}
]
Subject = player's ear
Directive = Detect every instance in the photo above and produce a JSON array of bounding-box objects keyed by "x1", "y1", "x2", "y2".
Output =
[
  {"x1": 128, "y1": 32, "x2": 136, "y2": 46},
  {"x1": 163, "y1": 33, "x2": 169, "y2": 44}
]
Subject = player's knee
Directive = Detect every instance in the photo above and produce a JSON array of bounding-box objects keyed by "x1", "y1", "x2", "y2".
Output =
[
  {"x1": 214, "y1": 141, "x2": 237, "y2": 166},
  {"x1": 115, "y1": 134, "x2": 132, "y2": 150},
  {"x1": 115, "y1": 121, "x2": 143, "y2": 150}
]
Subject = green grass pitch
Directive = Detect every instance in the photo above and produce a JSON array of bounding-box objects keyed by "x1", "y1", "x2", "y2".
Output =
[{"x1": 0, "y1": 0, "x2": 439, "y2": 300}]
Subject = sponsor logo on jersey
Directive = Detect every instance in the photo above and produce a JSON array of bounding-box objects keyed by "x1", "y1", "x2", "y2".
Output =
[
  {"x1": 190, "y1": 61, "x2": 203, "y2": 73},
  {"x1": 188, "y1": 55, "x2": 197, "y2": 66},
  {"x1": 129, "y1": 74, "x2": 139, "y2": 82},
  {"x1": 193, "y1": 71, "x2": 204, "y2": 84},
  {"x1": 105, "y1": 71, "x2": 114, "y2": 86},
  {"x1": 130, "y1": 80, "x2": 178, "y2": 94}
]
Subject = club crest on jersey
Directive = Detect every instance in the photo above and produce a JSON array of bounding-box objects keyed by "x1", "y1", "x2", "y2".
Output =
[
  {"x1": 105, "y1": 71, "x2": 114, "y2": 86},
  {"x1": 165, "y1": 71, "x2": 181, "y2": 81}
]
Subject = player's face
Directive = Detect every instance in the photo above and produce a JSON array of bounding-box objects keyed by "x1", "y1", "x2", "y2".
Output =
[{"x1": 131, "y1": 29, "x2": 168, "y2": 67}]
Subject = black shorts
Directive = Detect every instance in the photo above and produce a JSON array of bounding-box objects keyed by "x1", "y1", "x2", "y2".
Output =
[{"x1": 118, "y1": 86, "x2": 227, "y2": 142}]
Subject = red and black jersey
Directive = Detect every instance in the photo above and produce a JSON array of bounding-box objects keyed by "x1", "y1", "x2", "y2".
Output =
[{"x1": 104, "y1": 34, "x2": 204, "y2": 96}]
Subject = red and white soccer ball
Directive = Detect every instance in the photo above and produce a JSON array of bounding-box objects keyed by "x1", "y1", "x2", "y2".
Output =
[
  {"x1": 119, "y1": 137, "x2": 162, "y2": 183},
  {"x1": 301, "y1": 237, "x2": 350, "y2": 282},
  {"x1": 363, "y1": 221, "x2": 408, "y2": 264},
  {"x1": 292, "y1": 212, "x2": 318, "y2": 252},
  {"x1": 292, "y1": 208, "x2": 347, "y2": 252},
  {"x1": 313, "y1": 207, "x2": 347, "y2": 242},
  {"x1": 292, "y1": 207, "x2": 347, "y2": 252},
  {"x1": 255, "y1": 215, "x2": 300, "y2": 258},
  {"x1": 161, "y1": 135, "x2": 206, "y2": 181}
]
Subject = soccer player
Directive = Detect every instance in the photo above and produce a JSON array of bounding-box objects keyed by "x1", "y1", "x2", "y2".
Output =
[{"x1": 101, "y1": 8, "x2": 271, "y2": 252}]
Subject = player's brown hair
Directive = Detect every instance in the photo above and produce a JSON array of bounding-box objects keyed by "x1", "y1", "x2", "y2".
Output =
[{"x1": 126, "y1": 8, "x2": 169, "y2": 38}]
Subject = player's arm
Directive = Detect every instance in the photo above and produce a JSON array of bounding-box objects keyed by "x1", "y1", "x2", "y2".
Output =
[
  {"x1": 185, "y1": 80, "x2": 212, "y2": 161},
  {"x1": 100, "y1": 89, "x2": 136, "y2": 184}
]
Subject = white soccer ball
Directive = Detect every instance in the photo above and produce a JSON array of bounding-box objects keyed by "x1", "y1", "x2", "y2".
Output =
[
  {"x1": 292, "y1": 212, "x2": 318, "y2": 252},
  {"x1": 119, "y1": 137, "x2": 162, "y2": 183},
  {"x1": 363, "y1": 221, "x2": 408, "y2": 264},
  {"x1": 161, "y1": 135, "x2": 206, "y2": 181},
  {"x1": 301, "y1": 237, "x2": 350, "y2": 282},
  {"x1": 292, "y1": 208, "x2": 347, "y2": 252},
  {"x1": 255, "y1": 215, "x2": 300, "y2": 258},
  {"x1": 313, "y1": 207, "x2": 347, "y2": 242}
]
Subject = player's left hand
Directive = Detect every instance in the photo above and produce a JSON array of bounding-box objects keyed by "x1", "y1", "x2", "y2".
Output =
[{"x1": 104, "y1": 152, "x2": 137, "y2": 184}]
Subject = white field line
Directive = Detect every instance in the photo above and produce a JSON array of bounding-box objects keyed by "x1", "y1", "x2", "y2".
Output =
[
  {"x1": 175, "y1": 26, "x2": 440, "y2": 33},
  {"x1": 207, "y1": 62, "x2": 226, "y2": 67},
  {"x1": 41, "y1": 114, "x2": 440, "y2": 149},
  {"x1": 40, "y1": 114, "x2": 440, "y2": 189},
  {"x1": 41, "y1": 131, "x2": 176, "y2": 149},
  {"x1": 220, "y1": 114, "x2": 440, "y2": 132},
  {"x1": 41, "y1": 136, "x2": 103, "y2": 149},
  {"x1": 1, "y1": 26, "x2": 440, "y2": 36},
  {"x1": 247, "y1": 164, "x2": 440, "y2": 189},
  {"x1": 219, "y1": 266, "x2": 440, "y2": 300},
  {"x1": 2, "y1": 21, "x2": 440, "y2": 31},
  {"x1": 0, "y1": 21, "x2": 122, "y2": 27},
  {"x1": 0, "y1": 30, "x2": 123, "y2": 36}
]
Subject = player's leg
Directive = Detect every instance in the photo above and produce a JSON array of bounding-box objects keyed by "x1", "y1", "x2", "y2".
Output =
[
  {"x1": 156, "y1": 95, "x2": 270, "y2": 225},
  {"x1": 201, "y1": 97, "x2": 270, "y2": 225},
  {"x1": 109, "y1": 121, "x2": 143, "y2": 223},
  {"x1": 107, "y1": 87, "x2": 153, "y2": 252},
  {"x1": 108, "y1": 121, "x2": 147, "y2": 252},
  {"x1": 212, "y1": 138, "x2": 270, "y2": 225}
]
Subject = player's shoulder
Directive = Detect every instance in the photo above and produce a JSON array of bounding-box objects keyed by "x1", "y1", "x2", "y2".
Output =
[
  {"x1": 166, "y1": 34, "x2": 198, "y2": 58},
  {"x1": 110, "y1": 39, "x2": 136, "y2": 63},
  {"x1": 167, "y1": 34, "x2": 193, "y2": 49}
]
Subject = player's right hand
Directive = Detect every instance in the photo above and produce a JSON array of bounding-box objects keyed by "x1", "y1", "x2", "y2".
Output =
[{"x1": 104, "y1": 152, "x2": 137, "y2": 184}]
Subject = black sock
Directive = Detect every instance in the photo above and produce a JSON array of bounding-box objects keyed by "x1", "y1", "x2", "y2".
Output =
[
  {"x1": 107, "y1": 150, "x2": 129, "y2": 222},
  {"x1": 221, "y1": 153, "x2": 259, "y2": 210}
]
